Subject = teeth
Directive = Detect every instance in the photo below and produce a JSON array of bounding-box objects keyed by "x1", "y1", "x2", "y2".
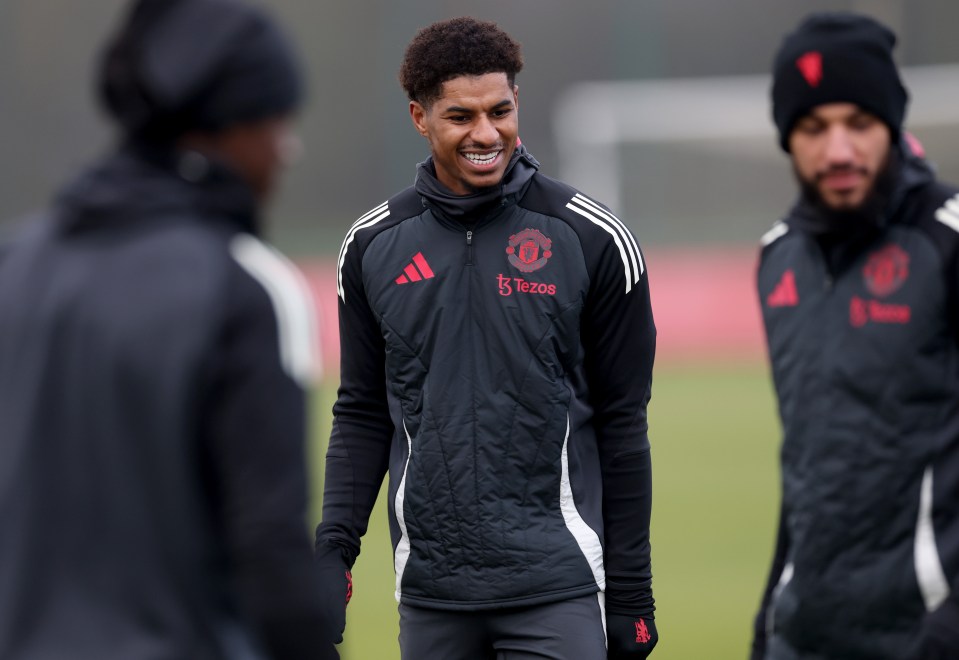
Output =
[{"x1": 465, "y1": 151, "x2": 500, "y2": 165}]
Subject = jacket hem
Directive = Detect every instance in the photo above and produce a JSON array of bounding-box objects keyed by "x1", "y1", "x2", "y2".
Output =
[{"x1": 396, "y1": 583, "x2": 600, "y2": 611}]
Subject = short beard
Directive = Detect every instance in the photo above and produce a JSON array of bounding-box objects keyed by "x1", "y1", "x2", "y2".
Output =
[{"x1": 793, "y1": 148, "x2": 900, "y2": 237}]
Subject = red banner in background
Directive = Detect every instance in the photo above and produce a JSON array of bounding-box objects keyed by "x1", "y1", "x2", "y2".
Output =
[
  {"x1": 644, "y1": 246, "x2": 764, "y2": 364},
  {"x1": 297, "y1": 245, "x2": 766, "y2": 376}
]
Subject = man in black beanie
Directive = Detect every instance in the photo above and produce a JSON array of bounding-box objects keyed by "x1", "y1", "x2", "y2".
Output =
[
  {"x1": 0, "y1": 1, "x2": 338, "y2": 658},
  {"x1": 752, "y1": 11, "x2": 959, "y2": 660}
]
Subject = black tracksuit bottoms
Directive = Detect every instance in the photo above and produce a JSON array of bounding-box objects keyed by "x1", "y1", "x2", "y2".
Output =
[{"x1": 398, "y1": 593, "x2": 607, "y2": 659}]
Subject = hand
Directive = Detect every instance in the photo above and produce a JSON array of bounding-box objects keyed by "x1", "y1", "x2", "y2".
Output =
[
  {"x1": 606, "y1": 613, "x2": 658, "y2": 658},
  {"x1": 314, "y1": 543, "x2": 352, "y2": 645},
  {"x1": 908, "y1": 598, "x2": 959, "y2": 660}
]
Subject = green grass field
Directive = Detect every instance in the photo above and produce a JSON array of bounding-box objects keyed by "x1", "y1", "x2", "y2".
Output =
[{"x1": 308, "y1": 361, "x2": 781, "y2": 660}]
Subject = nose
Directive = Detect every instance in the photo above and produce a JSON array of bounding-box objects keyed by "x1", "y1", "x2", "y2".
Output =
[
  {"x1": 470, "y1": 115, "x2": 499, "y2": 146},
  {"x1": 823, "y1": 125, "x2": 855, "y2": 165}
]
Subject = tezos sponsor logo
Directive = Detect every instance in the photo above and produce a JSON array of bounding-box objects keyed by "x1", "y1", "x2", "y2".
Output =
[
  {"x1": 497, "y1": 274, "x2": 556, "y2": 297},
  {"x1": 850, "y1": 296, "x2": 911, "y2": 327}
]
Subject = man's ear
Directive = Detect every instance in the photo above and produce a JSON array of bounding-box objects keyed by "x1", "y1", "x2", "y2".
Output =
[
  {"x1": 409, "y1": 101, "x2": 429, "y2": 138},
  {"x1": 513, "y1": 84, "x2": 519, "y2": 109}
]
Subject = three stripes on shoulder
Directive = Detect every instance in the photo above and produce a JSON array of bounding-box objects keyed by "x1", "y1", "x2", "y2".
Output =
[
  {"x1": 565, "y1": 193, "x2": 644, "y2": 294},
  {"x1": 337, "y1": 201, "x2": 390, "y2": 303}
]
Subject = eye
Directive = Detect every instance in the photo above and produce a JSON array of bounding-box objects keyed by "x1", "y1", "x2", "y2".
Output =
[
  {"x1": 492, "y1": 108, "x2": 512, "y2": 118},
  {"x1": 794, "y1": 118, "x2": 824, "y2": 136},
  {"x1": 849, "y1": 114, "x2": 878, "y2": 131}
]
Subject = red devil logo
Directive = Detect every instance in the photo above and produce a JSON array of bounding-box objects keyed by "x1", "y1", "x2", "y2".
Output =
[{"x1": 634, "y1": 619, "x2": 651, "y2": 644}]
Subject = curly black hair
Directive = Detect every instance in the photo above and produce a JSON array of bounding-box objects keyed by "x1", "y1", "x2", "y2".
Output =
[{"x1": 399, "y1": 17, "x2": 524, "y2": 107}]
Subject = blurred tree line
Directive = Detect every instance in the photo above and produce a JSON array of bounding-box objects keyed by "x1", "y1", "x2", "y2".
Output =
[{"x1": 3, "y1": 0, "x2": 958, "y2": 253}]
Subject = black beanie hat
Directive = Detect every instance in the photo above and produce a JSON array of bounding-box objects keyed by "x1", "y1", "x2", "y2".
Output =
[
  {"x1": 771, "y1": 12, "x2": 908, "y2": 152},
  {"x1": 98, "y1": 0, "x2": 303, "y2": 139}
]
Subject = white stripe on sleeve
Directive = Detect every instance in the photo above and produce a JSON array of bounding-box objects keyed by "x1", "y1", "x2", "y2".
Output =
[
  {"x1": 761, "y1": 221, "x2": 789, "y2": 246},
  {"x1": 935, "y1": 195, "x2": 959, "y2": 234},
  {"x1": 230, "y1": 234, "x2": 318, "y2": 387},
  {"x1": 337, "y1": 202, "x2": 390, "y2": 302},
  {"x1": 566, "y1": 201, "x2": 637, "y2": 294},
  {"x1": 572, "y1": 193, "x2": 644, "y2": 277}
]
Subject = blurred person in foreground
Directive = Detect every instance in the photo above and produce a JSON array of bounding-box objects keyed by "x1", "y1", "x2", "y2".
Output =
[
  {"x1": 0, "y1": 0, "x2": 337, "y2": 658},
  {"x1": 752, "y1": 12, "x2": 959, "y2": 660},
  {"x1": 314, "y1": 16, "x2": 658, "y2": 659}
]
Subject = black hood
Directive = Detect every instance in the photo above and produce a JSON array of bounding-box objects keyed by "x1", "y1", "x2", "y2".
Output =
[
  {"x1": 787, "y1": 138, "x2": 935, "y2": 238},
  {"x1": 413, "y1": 142, "x2": 540, "y2": 222},
  {"x1": 55, "y1": 141, "x2": 259, "y2": 236}
]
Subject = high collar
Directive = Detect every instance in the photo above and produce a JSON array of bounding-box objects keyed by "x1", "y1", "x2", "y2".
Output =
[
  {"x1": 55, "y1": 139, "x2": 260, "y2": 236},
  {"x1": 413, "y1": 143, "x2": 540, "y2": 223},
  {"x1": 786, "y1": 141, "x2": 935, "y2": 239}
]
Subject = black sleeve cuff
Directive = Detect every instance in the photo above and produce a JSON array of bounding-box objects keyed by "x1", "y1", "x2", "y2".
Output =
[{"x1": 605, "y1": 576, "x2": 655, "y2": 617}]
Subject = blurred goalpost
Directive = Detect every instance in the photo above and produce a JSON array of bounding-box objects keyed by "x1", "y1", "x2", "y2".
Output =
[{"x1": 552, "y1": 64, "x2": 959, "y2": 216}]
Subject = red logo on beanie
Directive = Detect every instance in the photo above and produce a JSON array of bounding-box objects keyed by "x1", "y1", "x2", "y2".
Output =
[{"x1": 796, "y1": 51, "x2": 823, "y2": 87}]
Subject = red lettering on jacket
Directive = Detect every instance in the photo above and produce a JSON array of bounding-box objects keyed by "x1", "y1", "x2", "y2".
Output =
[
  {"x1": 497, "y1": 275, "x2": 556, "y2": 297},
  {"x1": 850, "y1": 296, "x2": 911, "y2": 327}
]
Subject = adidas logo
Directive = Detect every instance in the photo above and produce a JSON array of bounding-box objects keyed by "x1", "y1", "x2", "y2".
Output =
[
  {"x1": 395, "y1": 252, "x2": 435, "y2": 285},
  {"x1": 767, "y1": 269, "x2": 799, "y2": 307}
]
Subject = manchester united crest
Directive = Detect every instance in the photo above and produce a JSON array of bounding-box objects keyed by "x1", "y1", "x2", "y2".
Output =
[
  {"x1": 863, "y1": 244, "x2": 909, "y2": 297},
  {"x1": 506, "y1": 228, "x2": 552, "y2": 273}
]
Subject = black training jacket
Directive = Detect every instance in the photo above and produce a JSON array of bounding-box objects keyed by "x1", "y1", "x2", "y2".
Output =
[
  {"x1": 0, "y1": 144, "x2": 331, "y2": 660},
  {"x1": 317, "y1": 146, "x2": 657, "y2": 613},
  {"x1": 753, "y1": 149, "x2": 959, "y2": 659}
]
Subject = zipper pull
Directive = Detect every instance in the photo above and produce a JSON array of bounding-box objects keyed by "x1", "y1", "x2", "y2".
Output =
[
  {"x1": 466, "y1": 230, "x2": 474, "y2": 266},
  {"x1": 466, "y1": 230, "x2": 473, "y2": 246}
]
